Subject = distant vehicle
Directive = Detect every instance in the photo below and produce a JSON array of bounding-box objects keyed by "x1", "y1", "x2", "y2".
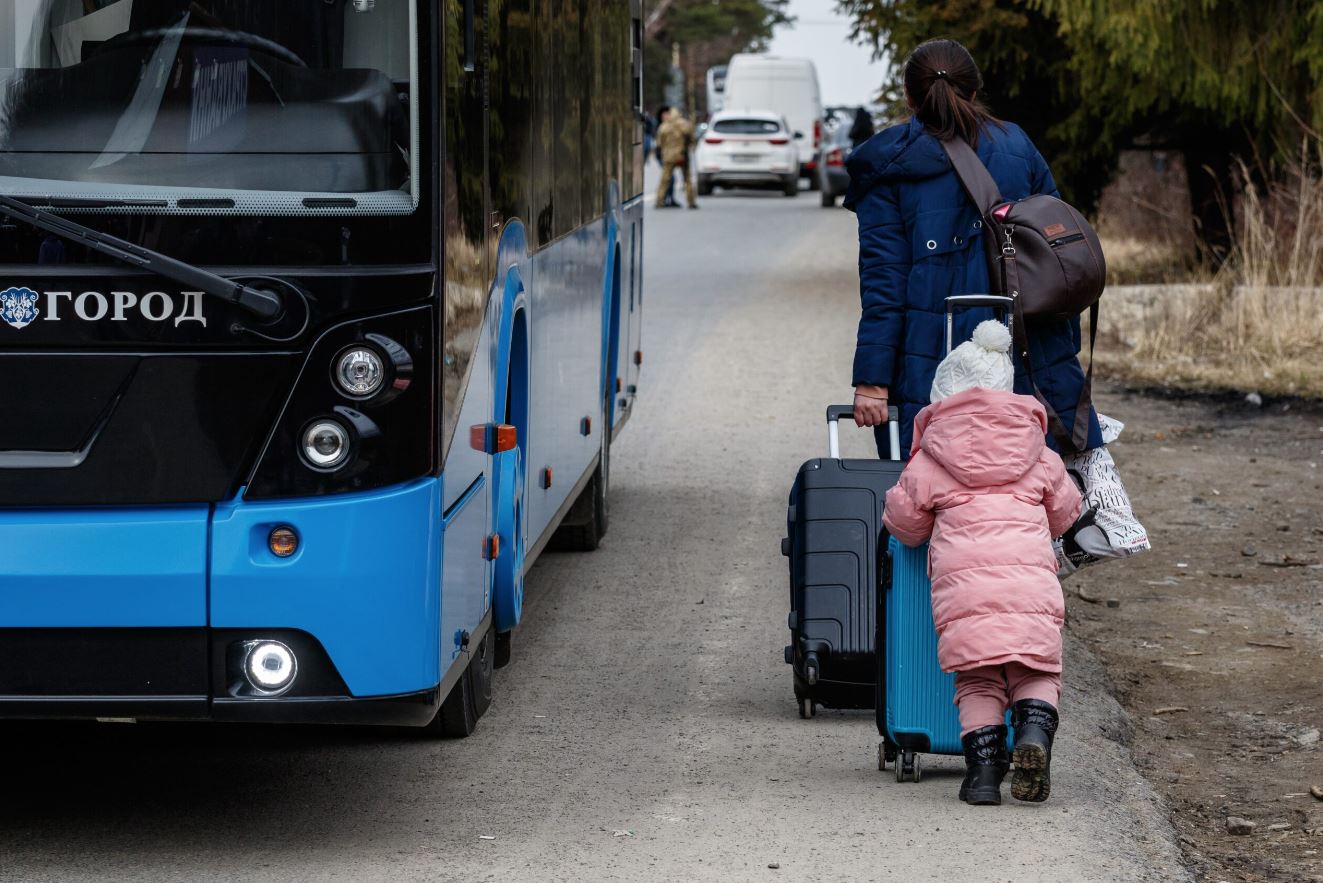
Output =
[
  {"x1": 824, "y1": 105, "x2": 857, "y2": 127},
  {"x1": 815, "y1": 117, "x2": 853, "y2": 207},
  {"x1": 722, "y1": 55, "x2": 823, "y2": 188},
  {"x1": 706, "y1": 65, "x2": 728, "y2": 116},
  {"x1": 695, "y1": 111, "x2": 800, "y2": 197}
]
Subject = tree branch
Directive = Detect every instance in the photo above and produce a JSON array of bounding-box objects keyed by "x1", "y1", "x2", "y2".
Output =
[{"x1": 645, "y1": 0, "x2": 680, "y2": 39}]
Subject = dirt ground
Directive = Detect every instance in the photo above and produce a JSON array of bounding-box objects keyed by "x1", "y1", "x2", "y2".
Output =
[{"x1": 1070, "y1": 383, "x2": 1323, "y2": 882}]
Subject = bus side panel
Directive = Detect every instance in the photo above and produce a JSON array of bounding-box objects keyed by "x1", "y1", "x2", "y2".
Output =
[
  {"x1": 440, "y1": 284, "x2": 500, "y2": 673},
  {"x1": 621, "y1": 199, "x2": 643, "y2": 428},
  {"x1": 523, "y1": 224, "x2": 610, "y2": 544}
]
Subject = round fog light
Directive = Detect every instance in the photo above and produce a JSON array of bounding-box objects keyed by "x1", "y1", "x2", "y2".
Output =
[
  {"x1": 302, "y1": 420, "x2": 350, "y2": 470},
  {"x1": 334, "y1": 346, "x2": 386, "y2": 398},
  {"x1": 268, "y1": 526, "x2": 299, "y2": 558},
  {"x1": 244, "y1": 641, "x2": 298, "y2": 694}
]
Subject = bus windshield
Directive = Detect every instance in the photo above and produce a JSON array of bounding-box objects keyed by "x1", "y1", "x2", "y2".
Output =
[{"x1": 0, "y1": 0, "x2": 418, "y2": 216}]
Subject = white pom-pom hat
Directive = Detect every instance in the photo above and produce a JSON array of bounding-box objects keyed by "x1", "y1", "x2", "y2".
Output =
[{"x1": 930, "y1": 320, "x2": 1015, "y2": 402}]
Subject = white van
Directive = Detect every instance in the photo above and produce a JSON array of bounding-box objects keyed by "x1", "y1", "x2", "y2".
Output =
[{"x1": 721, "y1": 55, "x2": 823, "y2": 185}]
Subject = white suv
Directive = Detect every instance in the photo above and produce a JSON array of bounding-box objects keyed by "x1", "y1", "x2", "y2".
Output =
[{"x1": 695, "y1": 111, "x2": 800, "y2": 198}]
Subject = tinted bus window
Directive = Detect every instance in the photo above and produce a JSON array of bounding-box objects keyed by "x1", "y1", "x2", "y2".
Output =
[{"x1": 0, "y1": 0, "x2": 419, "y2": 216}]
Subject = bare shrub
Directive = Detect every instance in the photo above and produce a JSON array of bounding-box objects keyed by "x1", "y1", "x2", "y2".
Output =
[
  {"x1": 1095, "y1": 150, "x2": 1198, "y2": 284},
  {"x1": 1096, "y1": 141, "x2": 1323, "y2": 397}
]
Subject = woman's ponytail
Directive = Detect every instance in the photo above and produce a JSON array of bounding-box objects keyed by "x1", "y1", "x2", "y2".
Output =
[{"x1": 903, "y1": 39, "x2": 997, "y2": 146}]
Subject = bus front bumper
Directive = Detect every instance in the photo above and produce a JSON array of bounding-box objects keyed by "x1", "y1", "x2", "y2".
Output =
[{"x1": 0, "y1": 479, "x2": 451, "y2": 726}]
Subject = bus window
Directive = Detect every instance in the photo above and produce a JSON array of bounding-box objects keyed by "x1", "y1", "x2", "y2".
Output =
[{"x1": 0, "y1": 0, "x2": 420, "y2": 216}]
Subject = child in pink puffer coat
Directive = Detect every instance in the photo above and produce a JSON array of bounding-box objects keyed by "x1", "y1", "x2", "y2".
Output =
[{"x1": 883, "y1": 320, "x2": 1083, "y2": 806}]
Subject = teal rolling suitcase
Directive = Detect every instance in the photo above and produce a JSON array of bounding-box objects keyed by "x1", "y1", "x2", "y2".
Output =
[{"x1": 876, "y1": 294, "x2": 1017, "y2": 782}]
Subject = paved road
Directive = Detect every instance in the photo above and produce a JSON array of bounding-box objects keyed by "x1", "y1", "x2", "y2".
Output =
[{"x1": 0, "y1": 183, "x2": 1188, "y2": 882}]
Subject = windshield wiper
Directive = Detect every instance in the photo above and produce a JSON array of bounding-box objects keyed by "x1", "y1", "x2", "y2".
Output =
[{"x1": 0, "y1": 194, "x2": 283, "y2": 321}]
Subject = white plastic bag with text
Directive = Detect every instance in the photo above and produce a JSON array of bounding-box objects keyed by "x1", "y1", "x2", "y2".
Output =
[{"x1": 1055, "y1": 414, "x2": 1151, "y2": 579}]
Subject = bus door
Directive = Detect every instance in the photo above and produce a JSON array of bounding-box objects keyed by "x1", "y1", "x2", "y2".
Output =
[{"x1": 440, "y1": 0, "x2": 495, "y2": 672}]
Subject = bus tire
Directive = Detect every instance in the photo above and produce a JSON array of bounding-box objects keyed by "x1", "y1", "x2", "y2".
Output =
[
  {"x1": 549, "y1": 406, "x2": 610, "y2": 552},
  {"x1": 430, "y1": 630, "x2": 494, "y2": 737}
]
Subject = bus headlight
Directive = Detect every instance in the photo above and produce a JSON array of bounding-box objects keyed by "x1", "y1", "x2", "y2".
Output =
[
  {"x1": 244, "y1": 307, "x2": 433, "y2": 500},
  {"x1": 242, "y1": 640, "x2": 298, "y2": 694},
  {"x1": 301, "y1": 420, "x2": 351, "y2": 470},
  {"x1": 334, "y1": 346, "x2": 386, "y2": 398}
]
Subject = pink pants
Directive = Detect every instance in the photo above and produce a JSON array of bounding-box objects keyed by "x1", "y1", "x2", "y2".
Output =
[{"x1": 954, "y1": 662, "x2": 1061, "y2": 736}]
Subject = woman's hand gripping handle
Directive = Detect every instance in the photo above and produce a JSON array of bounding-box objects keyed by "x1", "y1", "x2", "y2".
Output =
[{"x1": 852, "y1": 384, "x2": 889, "y2": 427}]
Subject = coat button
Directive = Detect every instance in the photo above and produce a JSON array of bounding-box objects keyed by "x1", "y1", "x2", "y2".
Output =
[
  {"x1": 953, "y1": 236, "x2": 964, "y2": 246},
  {"x1": 973, "y1": 219, "x2": 983, "y2": 229},
  {"x1": 925, "y1": 239, "x2": 937, "y2": 250}
]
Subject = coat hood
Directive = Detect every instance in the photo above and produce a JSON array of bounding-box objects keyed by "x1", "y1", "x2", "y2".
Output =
[
  {"x1": 911, "y1": 388, "x2": 1047, "y2": 487},
  {"x1": 843, "y1": 117, "x2": 951, "y2": 208}
]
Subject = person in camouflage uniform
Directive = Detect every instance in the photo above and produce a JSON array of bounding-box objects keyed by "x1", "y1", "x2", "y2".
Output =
[{"x1": 655, "y1": 107, "x2": 698, "y2": 209}]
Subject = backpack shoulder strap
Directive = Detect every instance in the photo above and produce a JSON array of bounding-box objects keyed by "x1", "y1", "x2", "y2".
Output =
[{"x1": 940, "y1": 137, "x2": 1004, "y2": 214}]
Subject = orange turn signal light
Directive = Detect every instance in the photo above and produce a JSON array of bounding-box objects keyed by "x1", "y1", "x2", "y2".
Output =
[
  {"x1": 493, "y1": 424, "x2": 517, "y2": 452},
  {"x1": 470, "y1": 423, "x2": 518, "y2": 454},
  {"x1": 484, "y1": 533, "x2": 501, "y2": 560},
  {"x1": 469, "y1": 424, "x2": 488, "y2": 452},
  {"x1": 269, "y1": 526, "x2": 300, "y2": 558}
]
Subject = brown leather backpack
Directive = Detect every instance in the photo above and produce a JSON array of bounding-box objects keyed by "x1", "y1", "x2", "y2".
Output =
[{"x1": 941, "y1": 137, "x2": 1107, "y2": 453}]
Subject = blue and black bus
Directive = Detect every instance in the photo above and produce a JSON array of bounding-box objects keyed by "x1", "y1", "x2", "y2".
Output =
[{"x1": 0, "y1": 0, "x2": 645, "y2": 734}]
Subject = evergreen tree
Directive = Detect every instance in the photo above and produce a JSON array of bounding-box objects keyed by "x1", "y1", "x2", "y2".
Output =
[{"x1": 837, "y1": 0, "x2": 1323, "y2": 261}]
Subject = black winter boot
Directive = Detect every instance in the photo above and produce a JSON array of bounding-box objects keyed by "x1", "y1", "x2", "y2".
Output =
[
  {"x1": 959, "y1": 725, "x2": 1009, "y2": 805},
  {"x1": 1011, "y1": 699, "x2": 1059, "y2": 802}
]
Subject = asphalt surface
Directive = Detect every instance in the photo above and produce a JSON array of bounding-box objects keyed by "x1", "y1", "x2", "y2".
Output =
[{"x1": 0, "y1": 179, "x2": 1189, "y2": 882}]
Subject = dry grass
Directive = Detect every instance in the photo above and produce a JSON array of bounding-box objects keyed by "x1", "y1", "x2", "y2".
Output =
[
  {"x1": 1095, "y1": 143, "x2": 1323, "y2": 398},
  {"x1": 1094, "y1": 284, "x2": 1323, "y2": 397},
  {"x1": 1100, "y1": 236, "x2": 1202, "y2": 285}
]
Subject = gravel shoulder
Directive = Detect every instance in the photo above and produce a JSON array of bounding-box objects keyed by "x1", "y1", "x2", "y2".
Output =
[{"x1": 1069, "y1": 387, "x2": 1323, "y2": 882}]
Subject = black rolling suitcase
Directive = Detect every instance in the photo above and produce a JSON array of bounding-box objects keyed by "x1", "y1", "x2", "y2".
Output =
[{"x1": 782, "y1": 404, "x2": 902, "y2": 718}]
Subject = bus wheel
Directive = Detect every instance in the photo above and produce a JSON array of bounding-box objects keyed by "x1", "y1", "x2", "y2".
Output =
[
  {"x1": 549, "y1": 406, "x2": 610, "y2": 551},
  {"x1": 431, "y1": 630, "x2": 495, "y2": 737}
]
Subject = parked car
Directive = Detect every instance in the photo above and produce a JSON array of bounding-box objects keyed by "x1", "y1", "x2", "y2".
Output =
[
  {"x1": 815, "y1": 113, "x2": 854, "y2": 207},
  {"x1": 695, "y1": 111, "x2": 799, "y2": 197},
  {"x1": 722, "y1": 55, "x2": 823, "y2": 188}
]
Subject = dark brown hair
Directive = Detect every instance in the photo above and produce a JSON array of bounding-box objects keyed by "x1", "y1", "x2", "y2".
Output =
[{"x1": 903, "y1": 38, "x2": 998, "y2": 145}]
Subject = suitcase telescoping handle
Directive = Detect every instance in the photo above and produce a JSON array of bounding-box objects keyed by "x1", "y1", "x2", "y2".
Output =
[
  {"x1": 945, "y1": 294, "x2": 1014, "y2": 355},
  {"x1": 826, "y1": 404, "x2": 901, "y2": 461}
]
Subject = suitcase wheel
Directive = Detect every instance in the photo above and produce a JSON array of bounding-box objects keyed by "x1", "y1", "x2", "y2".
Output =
[
  {"x1": 798, "y1": 697, "x2": 815, "y2": 719},
  {"x1": 895, "y1": 750, "x2": 921, "y2": 783},
  {"x1": 877, "y1": 740, "x2": 898, "y2": 771},
  {"x1": 803, "y1": 654, "x2": 820, "y2": 686}
]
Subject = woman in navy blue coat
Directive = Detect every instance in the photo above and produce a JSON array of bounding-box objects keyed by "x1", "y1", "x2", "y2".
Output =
[{"x1": 844, "y1": 39, "x2": 1102, "y2": 458}]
